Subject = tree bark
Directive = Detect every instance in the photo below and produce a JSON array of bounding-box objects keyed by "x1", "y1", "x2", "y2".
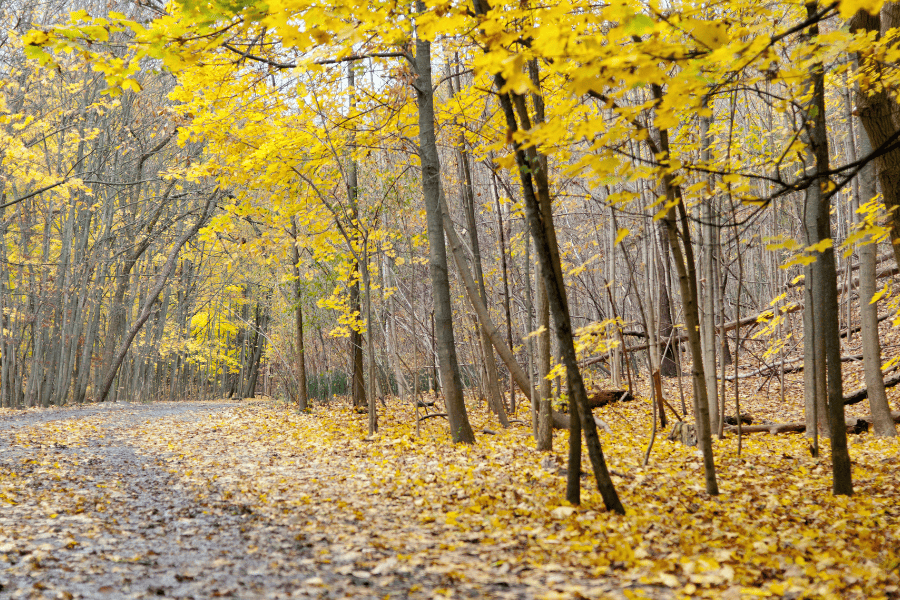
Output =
[
  {"x1": 855, "y1": 115, "x2": 897, "y2": 436},
  {"x1": 291, "y1": 221, "x2": 309, "y2": 411},
  {"x1": 494, "y1": 182, "x2": 517, "y2": 413},
  {"x1": 850, "y1": 5, "x2": 900, "y2": 270},
  {"x1": 655, "y1": 223, "x2": 678, "y2": 377},
  {"x1": 414, "y1": 12, "x2": 475, "y2": 443},
  {"x1": 699, "y1": 108, "x2": 720, "y2": 433},
  {"x1": 804, "y1": 4, "x2": 853, "y2": 494},
  {"x1": 536, "y1": 252, "x2": 553, "y2": 451},
  {"x1": 346, "y1": 64, "x2": 366, "y2": 410},
  {"x1": 449, "y1": 71, "x2": 507, "y2": 423},
  {"x1": 650, "y1": 81, "x2": 718, "y2": 496},
  {"x1": 244, "y1": 301, "x2": 269, "y2": 399}
]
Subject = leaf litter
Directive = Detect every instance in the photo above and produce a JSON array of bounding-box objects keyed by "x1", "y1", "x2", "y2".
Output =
[{"x1": 0, "y1": 391, "x2": 897, "y2": 600}]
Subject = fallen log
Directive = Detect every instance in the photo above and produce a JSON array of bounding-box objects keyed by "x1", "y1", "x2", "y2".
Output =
[
  {"x1": 788, "y1": 259, "x2": 898, "y2": 290},
  {"x1": 552, "y1": 411, "x2": 612, "y2": 433},
  {"x1": 587, "y1": 390, "x2": 632, "y2": 408},
  {"x1": 418, "y1": 412, "x2": 448, "y2": 422},
  {"x1": 723, "y1": 411, "x2": 900, "y2": 435},
  {"x1": 724, "y1": 414, "x2": 753, "y2": 426},
  {"x1": 726, "y1": 422, "x2": 806, "y2": 434},
  {"x1": 840, "y1": 311, "x2": 892, "y2": 339},
  {"x1": 843, "y1": 371, "x2": 900, "y2": 405},
  {"x1": 551, "y1": 390, "x2": 632, "y2": 430}
]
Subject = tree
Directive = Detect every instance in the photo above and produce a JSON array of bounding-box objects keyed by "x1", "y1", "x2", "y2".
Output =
[{"x1": 413, "y1": 8, "x2": 476, "y2": 443}]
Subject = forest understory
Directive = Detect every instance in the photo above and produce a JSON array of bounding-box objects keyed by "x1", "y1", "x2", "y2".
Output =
[{"x1": 0, "y1": 350, "x2": 898, "y2": 600}]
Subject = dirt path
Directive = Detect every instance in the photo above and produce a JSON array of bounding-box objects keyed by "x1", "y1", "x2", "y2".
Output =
[
  {"x1": 0, "y1": 402, "x2": 582, "y2": 600},
  {"x1": 0, "y1": 402, "x2": 317, "y2": 599}
]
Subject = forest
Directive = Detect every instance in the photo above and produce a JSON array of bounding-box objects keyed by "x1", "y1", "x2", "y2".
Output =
[{"x1": 1, "y1": 0, "x2": 900, "y2": 597}]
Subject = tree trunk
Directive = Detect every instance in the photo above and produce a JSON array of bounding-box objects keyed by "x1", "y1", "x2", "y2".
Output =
[
  {"x1": 650, "y1": 81, "x2": 719, "y2": 496},
  {"x1": 804, "y1": 4, "x2": 853, "y2": 495},
  {"x1": 850, "y1": 5, "x2": 900, "y2": 270},
  {"x1": 850, "y1": 11, "x2": 898, "y2": 437},
  {"x1": 292, "y1": 221, "x2": 309, "y2": 411},
  {"x1": 447, "y1": 63, "x2": 506, "y2": 421},
  {"x1": 655, "y1": 223, "x2": 678, "y2": 377},
  {"x1": 536, "y1": 247, "x2": 553, "y2": 451},
  {"x1": 493, "y1": 181, "x2": 517, "y2": 414},
  {"x1": 414, "y1": 12, "x2": 475, "y2": 443},
  {"x1": 699, "y1": 109, "x2": 720, "y2": 433},
  {"x1": 855, "y1": 104, "x2": 897, "y2": 436},
  {"x1": 363, "y1": 241, "x2": 377, "y2": 434},
  {"x1": 346, "y1": 64, "x2": 366, "y2": 410},
  {"x1": 244, "y1": 301, "x2": 270, "y2": 399}
]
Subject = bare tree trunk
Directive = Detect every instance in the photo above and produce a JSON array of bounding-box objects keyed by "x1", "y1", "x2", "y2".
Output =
[
  {"x1": 363, "y1": 240, "x2": 377, "y2": 434},
  {"x1": 346, "y1": 65, "x2": 366, "y2": 410},
  {"x1": 494, "y1": 183, "x2": 516, "y2": 413},
  {"x1": 439, "y1": 192, "x2": 519, "y2": 420},
  {"x1": 803, "y1": 4, "x2": 853, "y2": 494},
  {"x1": 414, "y1": 12, "x2": 475, "y2": 443},
  {"x1": 850, "y1": 5, "x2": 900, "y2": 270},
  {"x1": 655, "y1": 224, "x2": 677, "y2": 377},
  {"x1": 635, "y1": 78, "x2": 719, "y2": 496},
  {"x1": 244, "y1": 302, "x2": 270, "y2": 399},
  {"x1": 291, "y1": 221, "x2": 309, "y2": 410},
  {"x1": 854, "y1": 106, "x2": 897, "y2": 436},
  {"x1": 536, "y1": 245, "x2": 553, "y2": 451},
  {"x1": 447, "y1": 63, "x2": 506, "y2": 421},
  {"x1": 699, "y1": 109, "x2": 720, "y2": 433}
]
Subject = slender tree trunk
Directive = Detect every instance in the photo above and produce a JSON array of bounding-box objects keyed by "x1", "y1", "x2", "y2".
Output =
[
  {"x1": 856, "y1": 111, "x2": 897, "y2": 436},
  {"x1": 850, "y1": 13, "x2": 897, "y2": 437},
  {"x1": 648, "y1": 81, "x2": 718, "y2": 495},
  {"x1": 346, "y1": 64, "x2": 366, "y2": 410},
  {"x1": 536, "y1": 241, "x2": 553, "y2": 451},
  {"x1": 363, "y1": 240, "x2": 377, "y2": 434},
  {"x1": 655, "y1": 224, "x2": 678, "y2": 377},
  {"x1": 804, "y1": 4, "x2": 853, "y2": 494},
  {"x1": 525, "y1": 58, "x2": 554, "y2": 450},
  {"x1": 414, "y1": 12, "x2": 475, "y2": 443},
  {"x1": 699, "y1": 109, "x2": 720, "y2": 433},
  {"x1": 446, "y1": 63, "x2": 507, "y2": 421},
  {"x1": 244, "y1": 301, "x2": 270, "y2": 399},
  {"x1": 440, "y1": 191, "x2": 519, "y2": 421},
  {"x1": 292, "y1": 221, "x2": 309, "y2": 410},
  {"x1": 494, "y1": 185, "x2": 516, "y2": 413}
]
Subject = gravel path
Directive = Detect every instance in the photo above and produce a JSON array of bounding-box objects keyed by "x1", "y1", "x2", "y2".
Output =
[
  {"x1": 0, "y1": 402, "x2": 316, "y2": 599},
  {"x1": 0, "y1": 402, "x2": 566, "y2": 600}
]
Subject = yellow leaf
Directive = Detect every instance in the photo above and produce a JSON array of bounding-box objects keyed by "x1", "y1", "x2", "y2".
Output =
[
  {"x1": 659, "y1": 573, "x2": 679, "y2": 587},
  {"x1": 689, "y1": 20, "x2": 729, "y2": 50},
  {"x1": 807, "y1": 238, "x2": 833, "y2": 253},
  {"x1": 868, "y1": 284, "x2": 889, "y2": 305},
  {"x1": 839, "y1": 0, "x2": 885, "y2": 19}
]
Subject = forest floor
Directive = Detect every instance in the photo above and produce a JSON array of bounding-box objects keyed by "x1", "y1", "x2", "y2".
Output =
[{"x1": 0, "y1": 377, "x2": 898, "y2": 600}]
